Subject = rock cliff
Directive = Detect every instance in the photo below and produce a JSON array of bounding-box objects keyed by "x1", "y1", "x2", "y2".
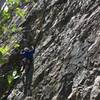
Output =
[{"x1": 1, "y1": 0, "x2": 100, "y2": 100}]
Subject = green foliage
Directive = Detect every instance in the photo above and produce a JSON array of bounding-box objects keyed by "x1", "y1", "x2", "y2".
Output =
[
  {"x1": 16, "y1": 8, "x2": 26, "y2": 18},
  {"x1": 7, "y1": 74, "x2": 14, "y2": 85},
  {"x1": 7, "y1": 0, "x2": 20, "y2": 6},
  {"x1": 0, "y1": 24, "x2": 4, "y2": 34},
  {"x1": 0, "y1": 51, "x2": 7, "y2": 64},
  {"x1": 0, "y1": 46, "x2": 10, "y2": 55},
  {"x1": 0, "y1": 0, "x2": 31, "y2": 36},
  {"x1": 9, "y1": 24, "x2": 23, "y2": 33},
  {"x1": 0, "y1": 0, "x2": 36, "y2": 36},
  {"x1": 10, "y1": 24, "x2": 17, "y2": 33},
  {"x1": 7, "y1": 70, "x2": 20, "y2": 85},
  {"x1": 2, "y1": 10, "x2": 11, "y2": 21},
  {"x1": 14, "y1": 43, "x2": 20, "y2": 48},
  {"x1": 25, "y1": 0, "x2": 30, "y2": 2},
  {"x1": 0, "y1": 46, "x2": 10, "y2": 64},
  {"x1": 0, "y1": 57, "x2": 7, "y2": 64},
  {"x1": 0, "y1": 1, "x2": 34, "y2": 98},
  {"x1": 2, "y1": 25, "x2": 9, "y2": 34}
]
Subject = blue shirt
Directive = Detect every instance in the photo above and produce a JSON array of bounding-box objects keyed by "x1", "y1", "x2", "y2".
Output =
[{"x1": 21, "y1": 49, "x2": 35, "y2": 60}]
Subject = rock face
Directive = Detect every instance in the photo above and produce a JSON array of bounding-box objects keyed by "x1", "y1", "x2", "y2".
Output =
[
  {"x1": 90, "y1": 76, "x2": 100, "y2": 100},
  {"x1": 6, "y1": 0, "x2": 100, "y2": 100}
]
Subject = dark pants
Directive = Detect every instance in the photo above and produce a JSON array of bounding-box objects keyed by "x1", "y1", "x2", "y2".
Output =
[{"x1": 22, "y1": 58, "x2": 33, "y2": 96}]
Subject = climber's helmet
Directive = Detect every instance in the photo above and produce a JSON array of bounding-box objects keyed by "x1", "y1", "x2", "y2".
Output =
[{"x1": 24, "y1": 47, "x2": 29, "y2": 51}]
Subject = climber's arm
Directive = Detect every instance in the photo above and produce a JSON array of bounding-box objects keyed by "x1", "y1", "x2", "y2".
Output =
[{"x1": 20, "y1": 50, "x2": 25, "y2": 57}]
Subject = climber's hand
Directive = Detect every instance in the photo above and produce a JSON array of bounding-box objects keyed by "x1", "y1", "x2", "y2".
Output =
[{"x1": 31, "y1": 46, "x2": 34, "y2": 49}]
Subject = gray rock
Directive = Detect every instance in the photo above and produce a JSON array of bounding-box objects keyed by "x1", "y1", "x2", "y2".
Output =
[
  {"x1": 1, "y1": 0, "x2": 100, "y2": 100},
  {"x1": 90, "y1": 76, "x2": 100, "y2": 100}
]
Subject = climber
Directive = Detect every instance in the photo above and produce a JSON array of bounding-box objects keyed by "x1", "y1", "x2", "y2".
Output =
[
  {"x1": 20, "y1": 46, "x2": 35, "y2": 96},
  {"x1": 20, "y1": 46, "x2": 35, "y2": 74}
]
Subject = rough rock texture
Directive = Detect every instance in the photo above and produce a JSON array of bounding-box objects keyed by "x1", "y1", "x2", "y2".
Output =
[{"x1": 6, "y1": 0, "x2": 100, "y2": 100}]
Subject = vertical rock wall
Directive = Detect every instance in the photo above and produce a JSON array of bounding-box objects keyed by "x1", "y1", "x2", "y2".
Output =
[{"x1": 7, "y1": 0, "x2": 100, "y2": 100}]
